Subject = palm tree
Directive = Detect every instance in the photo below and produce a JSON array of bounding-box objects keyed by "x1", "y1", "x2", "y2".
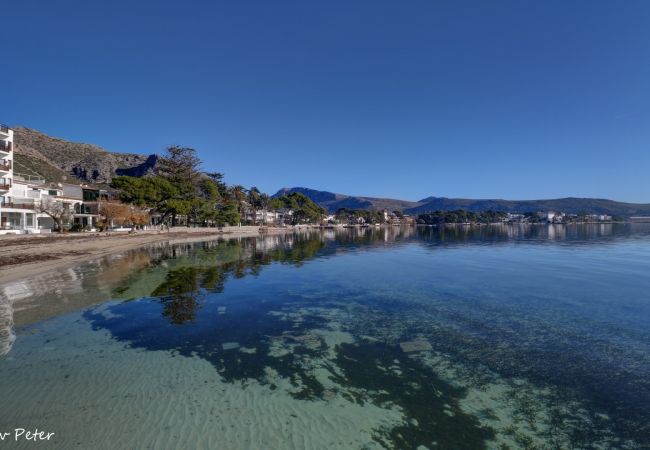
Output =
[
  {"x1": 259, "y1": 193, "x2": 270, "y2": 224},
  {"x1": 248, "y1": 187, "x2": 261, "y2": 225},
  {"x1": 230, "y1": 185, "x2": 246, "y2": 223}
]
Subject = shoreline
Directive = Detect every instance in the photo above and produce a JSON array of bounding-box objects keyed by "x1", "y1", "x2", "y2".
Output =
[
  {"x1": 0, "y1": 226, "x2": 300, "y2": 285},
  {"x1": 0, "y1": 221, "x2": 640, "y2": 285},
  {"x1": 415, "y1": 221, "x2": 631, "y2": 226}
]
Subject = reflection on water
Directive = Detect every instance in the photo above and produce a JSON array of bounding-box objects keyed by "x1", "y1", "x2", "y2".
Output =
[
  {"x1": 152, "y1": 267, "x2": 203, "y2": 324},
  {"x1": 0, "y1": 296, "x2": 15, "y2": 356},
  {"x1": 3, "y1": 223, "x2": 647, "y2": 327},
  {"x1": 1, "y1": 223, "x2": 650, "y2": 449}
]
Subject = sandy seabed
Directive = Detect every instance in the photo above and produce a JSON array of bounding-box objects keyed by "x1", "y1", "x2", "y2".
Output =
[{"x1": 0, "y1": 308, "x2": 403, "y2": 450}]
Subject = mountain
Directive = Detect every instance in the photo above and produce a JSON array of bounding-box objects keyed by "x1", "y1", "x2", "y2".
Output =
[
  {"x1": 406, "y1": 197, "x2": 650, "y2": 217},
  {"x1": 12, "y1": 127, "x2": 157, "y2": 184},
  {"x1": 274, "y1": 187, "x2": 420, "y2": 213},
  {"x1": 276, "y1": 187, "x2": 650, "y2": 217}
]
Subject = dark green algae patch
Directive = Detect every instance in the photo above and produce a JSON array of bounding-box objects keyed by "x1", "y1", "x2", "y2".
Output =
[
  {"x1": 84, "y1": 294, "x2": 495, "y2": 450},
  {"x1": 334, "y1": 340, "x2": 494, "y2": 450},
  {"x1": 83, "y1": 295, "x2": 329, "y2": 401}
]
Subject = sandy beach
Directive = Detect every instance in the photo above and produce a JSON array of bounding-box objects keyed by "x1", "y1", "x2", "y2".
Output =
[{"x1": 0, "y1": 226, "x2": 293, "y2": 285}]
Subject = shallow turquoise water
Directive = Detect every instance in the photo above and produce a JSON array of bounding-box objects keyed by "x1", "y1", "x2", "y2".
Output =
[{"x1": 1, "y1": 224, "x2": 650, "y2": 449}]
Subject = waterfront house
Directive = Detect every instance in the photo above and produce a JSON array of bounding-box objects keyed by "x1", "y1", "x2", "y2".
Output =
[
  {"x1": 244, "y1": 208, "x2": 280, "y2": 225},
  {"x1": 588, "y1": 214, "x2": 612, "y2": 222},
  {"x1": 71, "y1": 184, "x2": 119, "y2": 230}
]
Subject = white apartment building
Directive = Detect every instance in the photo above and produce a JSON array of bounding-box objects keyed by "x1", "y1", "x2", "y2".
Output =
[
  {"x1": 244, "y1": 208, "x2": 295, "y2": 225},
  {"x1": 0, "y1": 124, "x2": 67, "y2": 233},
  {"x1": 0, "y1": 125, "x2": 13, "y2": 195},
  {"x1": 0, "y1": 124, "x2": 36, "y2": 233}
]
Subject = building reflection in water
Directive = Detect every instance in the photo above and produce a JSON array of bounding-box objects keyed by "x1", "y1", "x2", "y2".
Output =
[{"x1": 0, "y1": 294, "x2": 16, "y2": 356}]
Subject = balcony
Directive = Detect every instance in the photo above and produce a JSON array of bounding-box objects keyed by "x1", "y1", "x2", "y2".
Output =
[
  {"x1": 0, "y1": 202, "x2": 36, "y2": 210},
  {"x1": 0, "y1": 124, "x2": 9, "y2": 137},
  {"x1": 0, "y1": 160, "x2": 10, "y2": 171},
  {"x1": 75, "y1": 203, "x2": 100, "y2": 215},
  {"x1": 0, "y1": 140, "x2": 11, "y2": 154}
]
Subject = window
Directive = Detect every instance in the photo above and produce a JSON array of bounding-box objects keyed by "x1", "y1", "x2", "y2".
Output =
[{"x1": 83, "y1": 189, "x2": 99, "y2": 201}]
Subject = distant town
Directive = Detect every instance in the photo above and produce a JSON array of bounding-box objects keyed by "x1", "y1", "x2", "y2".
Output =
[{"x1": 0, "y1": 124, "x2": 647, "y2": 235}]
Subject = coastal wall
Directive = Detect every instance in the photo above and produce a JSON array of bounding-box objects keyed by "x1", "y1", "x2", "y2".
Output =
[{"x1": 167, "y1": 226, "x2": 260, "y2": 234}]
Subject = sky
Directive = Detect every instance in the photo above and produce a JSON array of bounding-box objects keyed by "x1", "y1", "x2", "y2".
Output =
[{"x1": 2, "y1": 0, "x2": 650, "y2": 202}]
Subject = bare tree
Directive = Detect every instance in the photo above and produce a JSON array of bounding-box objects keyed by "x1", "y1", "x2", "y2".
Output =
[
  {"x1": 37, "y1": 197, "x2": 71, "y2": 232},
  {"x1": 127, "y1": 207, "x2": 151, "y2": 229},
  {"x1": 99, "y1": 201, "x2": 130, "y2": 229}
]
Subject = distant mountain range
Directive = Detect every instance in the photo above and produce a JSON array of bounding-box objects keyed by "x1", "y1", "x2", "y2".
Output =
[
  {"x1": 10, "y1": 127, "x2": 650, "y2": 217},
  {"x1": 12, "y1": 127, "x2": 157, "y2": 184},
  {"x1": 275, "y1": 187, "x2": 650, "y2": 217}
]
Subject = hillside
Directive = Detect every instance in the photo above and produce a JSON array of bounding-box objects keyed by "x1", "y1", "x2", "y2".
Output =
[
  {"x1": 11, "y1": 153, "x2": 70, "y2": 183},
  {"x1": 277, "y1": 187, "x2": 650, "y2": 218},
  {"x1": 12, "y1": 127, "x2": 157, "y2": 184},
  {"x1": 274, "y1": 187, "x2": 420, "y2": 213}
]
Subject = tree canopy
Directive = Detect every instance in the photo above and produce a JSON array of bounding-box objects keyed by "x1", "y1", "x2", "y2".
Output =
[
  {"x1": 417, "y1": 210, "x2": 507, "y2": 225},
  {"x1": 112, "y1": 146, "x2": 241, "y2": 226},
  {"x1": 335, "y1": 208, "x2": 386, "y2": 225},
  {"x1": 274, "y1": 192, "x2": 325, "y2": 225}
]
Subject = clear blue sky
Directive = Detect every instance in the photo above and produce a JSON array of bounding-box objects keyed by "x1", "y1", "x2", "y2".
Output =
[{"x1": 2, "y1": 0, "x2": 650, "y2": 202}]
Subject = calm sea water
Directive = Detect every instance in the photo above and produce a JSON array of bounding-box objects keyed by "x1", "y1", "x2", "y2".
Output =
[{"x1": 1, "y1": 224, "x2": 649, "y2": 449}]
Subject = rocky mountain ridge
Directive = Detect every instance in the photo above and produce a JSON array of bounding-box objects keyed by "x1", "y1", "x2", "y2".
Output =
[{"x1": 12, "y1": 127, "x2": 157, "y2": 184}]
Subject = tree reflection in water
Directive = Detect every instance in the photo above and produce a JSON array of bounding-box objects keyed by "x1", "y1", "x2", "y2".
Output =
[
  {"x1": 146, "y1": 234, "x2": 327, "y2": 325},
  {"x1": 151, "y1": 267, "x2": 202, "y2": 325},
  {"x1": 126, "y1": 223, "x2": 647, "y2": 327}
]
